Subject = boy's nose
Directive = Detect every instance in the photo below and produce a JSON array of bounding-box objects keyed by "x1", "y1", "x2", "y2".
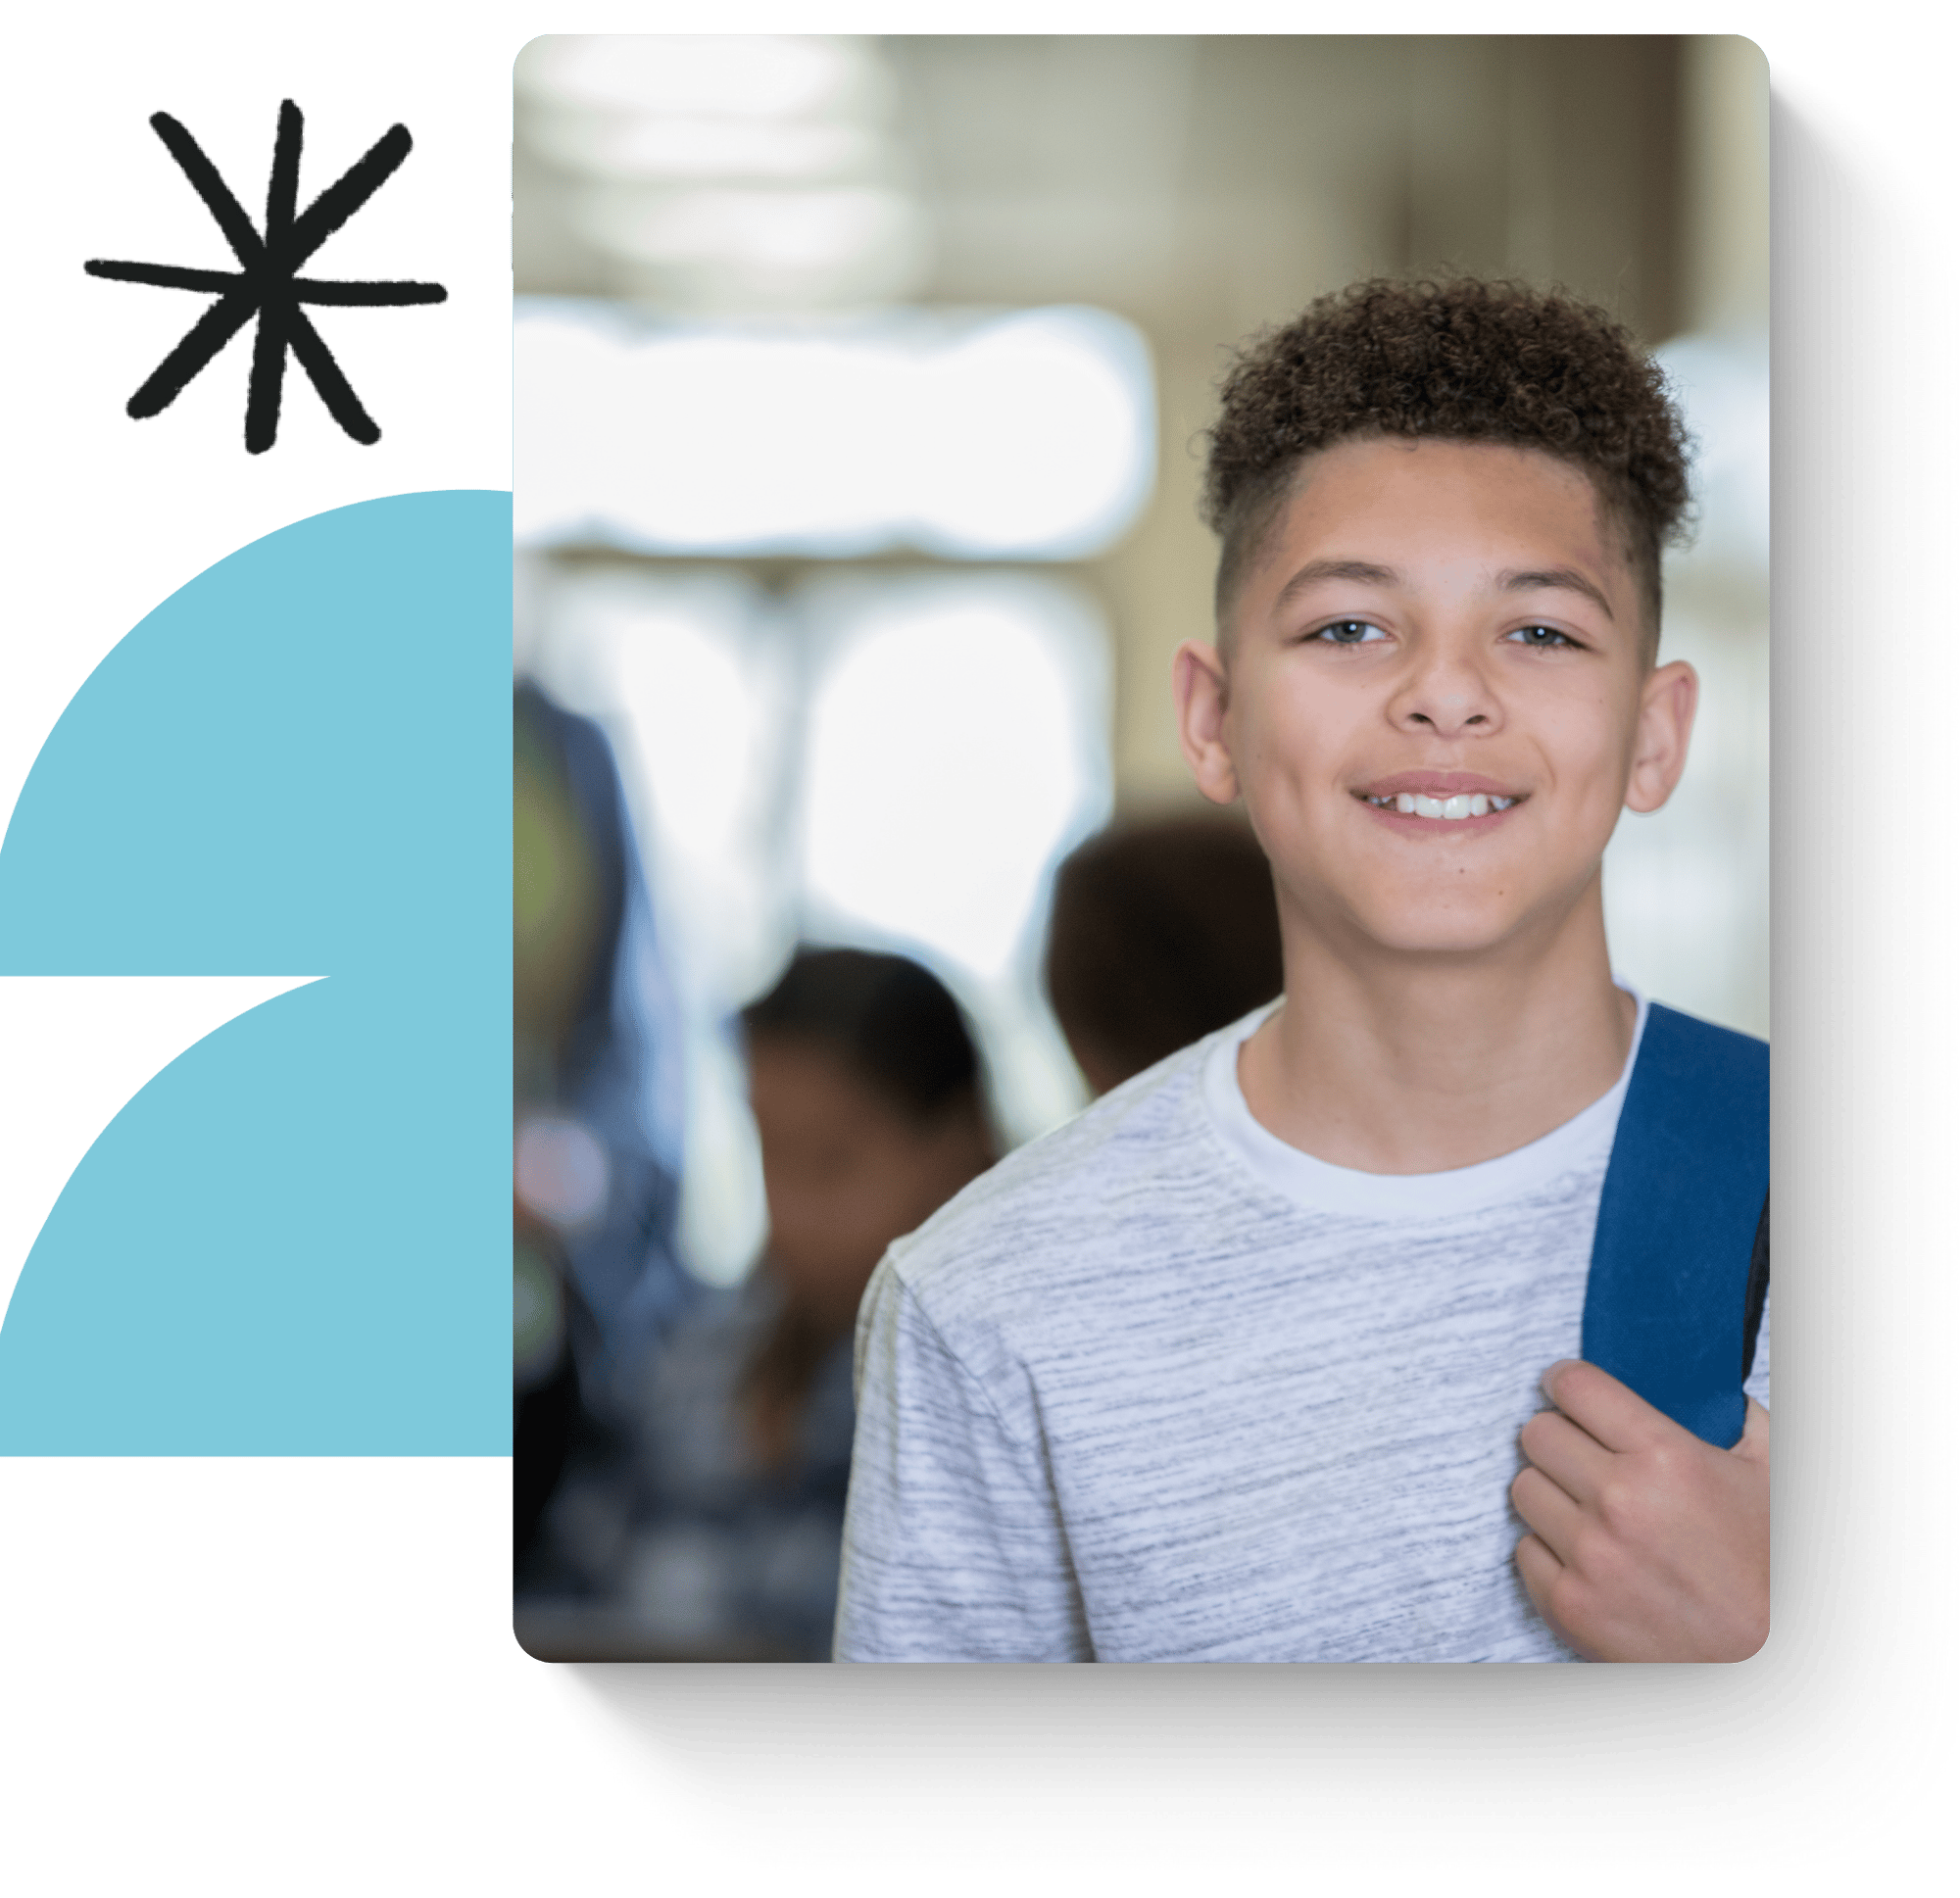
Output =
[{"x1": 1388, "y1": 651, "x2": 1500, "y2": 737}]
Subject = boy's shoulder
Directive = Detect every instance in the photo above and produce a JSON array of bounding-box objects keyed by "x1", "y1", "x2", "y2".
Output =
[{"x1": 878, "y1": 1023, "x2": 1250, "y2": 1335}]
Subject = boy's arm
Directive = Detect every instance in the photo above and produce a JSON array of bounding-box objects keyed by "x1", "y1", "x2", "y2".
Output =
[
  {"x1": 1510, "y1": 1359, "x2": 1770, "y2": 1662},
  {"x1": 833, "y1": 1259, "x2": 1091, "y2": 1662}
]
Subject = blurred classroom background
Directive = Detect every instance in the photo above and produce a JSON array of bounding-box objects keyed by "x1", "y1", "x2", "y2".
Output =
[{"x1": 511, "y1": 34, "x2": 1769, "y2": 1657}]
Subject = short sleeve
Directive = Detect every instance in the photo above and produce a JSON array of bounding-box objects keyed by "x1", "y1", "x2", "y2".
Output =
[
  {"x1": 1743, "y1": 1291, "x2": 1771, "y2": 1412},
  {"x1": 832, "y1": 1258, "x2": 1091, "y2": 1662}
]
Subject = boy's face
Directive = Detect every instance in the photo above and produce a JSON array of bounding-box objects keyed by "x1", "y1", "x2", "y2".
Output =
[{"x1": 1176, "y1": 437, "x2": 1695, "y2": 962}]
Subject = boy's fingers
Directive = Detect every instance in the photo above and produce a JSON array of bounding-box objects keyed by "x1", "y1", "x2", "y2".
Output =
[
  {"x1": 1513, "y1": 1531, "x2": 1564, "y2": 1615},
  {"x1": 1540, "y1": 1357, "x2": 1689, "y2": 1456},
  {"x1": 1519, "y1": 1405, "x2": 1612, "y2": 1504},
  {"x1": 1509, "y1": 1464, "x2": 1584, "y2": 1564}
]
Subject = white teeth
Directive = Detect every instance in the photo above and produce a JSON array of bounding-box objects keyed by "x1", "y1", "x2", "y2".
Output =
[{"x1": 1368, "y1": 791, "x2": 1519, "y2": 818}]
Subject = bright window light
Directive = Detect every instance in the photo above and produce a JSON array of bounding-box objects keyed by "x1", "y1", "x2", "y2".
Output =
[
  {"x1": 1602, "y1": 329, "x2": 1770, "y2": 1038},
  {"x1": 574, "y1": 184, "x2": 921, "y2": 275},
  {"x1": 799, "y1": 573, "x2": 1111, "y2": 984},
  {"x1": 1654, "y1": 334, "x2": 1770, "y2": 575},
  {"x1": 910, "y1": 312, "x2": 1154, "y2": 558},
  {"x1": 535, "y1": 568, "x2": 797, "y2": 1012},
  {"x1": 527, "y1": 111, "x2": 882, "y2": 183},
  {"x1": 514, "y1": 302, "x2": 1156, "y2": 560}
]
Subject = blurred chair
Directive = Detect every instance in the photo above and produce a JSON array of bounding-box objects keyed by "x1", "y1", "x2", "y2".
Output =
[{"x1": 1046, "y1": 814, "x2": 1284, "y2": 1095}]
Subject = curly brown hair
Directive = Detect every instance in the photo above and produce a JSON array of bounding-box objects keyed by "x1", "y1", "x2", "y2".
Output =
[
  {"x1": 1046, "y1": 815, "x2": 1281, "y2": 1092},
  {"x1": 737, "y1": 947, "x2": 988, "y2": 1469},
  {"x1": 1201, "y1": 278, "x2": 1693, "y2": 658}
]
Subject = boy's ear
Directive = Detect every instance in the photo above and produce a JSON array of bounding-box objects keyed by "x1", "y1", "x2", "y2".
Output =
[
  {"x1": 1174, "y1": 640, "x2": 1241, "y2": 806},
  {"x1": 1624, "y1": 658, "x2": 1698, "y2": 814}
]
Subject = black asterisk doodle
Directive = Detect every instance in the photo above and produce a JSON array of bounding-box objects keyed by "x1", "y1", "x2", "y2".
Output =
[{"x1": 85, "y1": 101, "x2": 448, "y2": 453}]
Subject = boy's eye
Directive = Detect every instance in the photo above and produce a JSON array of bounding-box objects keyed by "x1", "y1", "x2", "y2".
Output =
[
  {"x1": 1310, "y1": 619, "x2": 1389, "y2": 646},
  {"x1": 1505, "y1": 624, "x2": 1578, "y2": 649}
]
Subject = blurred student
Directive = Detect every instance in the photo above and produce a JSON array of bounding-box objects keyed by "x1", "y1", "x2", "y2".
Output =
[
  {"x1": 604, "y1": 948, "x2": 994, "y2": 1658},
  {"x1": 513, "y1": 681, "x2": 691, "y2": 1580},
  {"x1": 1045, "y1": 815, "x2": 1283, "y2": 1095}
]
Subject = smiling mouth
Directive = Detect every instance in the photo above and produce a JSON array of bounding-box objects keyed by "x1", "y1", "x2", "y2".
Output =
[{"x1": 1360, "y1": 791, "x2": 1521, "y2": 821}]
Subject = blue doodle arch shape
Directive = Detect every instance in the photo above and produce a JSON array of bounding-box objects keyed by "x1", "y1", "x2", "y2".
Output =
[{"x1": 0, "y1": 490, "x2": 509, "y2": 1452}]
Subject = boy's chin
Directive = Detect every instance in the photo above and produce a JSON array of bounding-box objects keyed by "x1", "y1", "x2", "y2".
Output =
[
  {"x1": 1337, "y1": 894, "x2": 1550, "y2": 961},
  {"x1": 1316, "y1": 849, "x2": 1609, "y2": 960}
]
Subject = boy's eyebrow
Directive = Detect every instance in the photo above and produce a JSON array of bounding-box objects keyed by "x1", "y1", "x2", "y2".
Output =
[
  {"x1": 1272, "y1": 559, "x2": 1400, "y2": 608},
  {"x1": 1272, "y1": 559, "x2": 1618, "y2": 623},
  {"x1": 1498, "y1": 566, "x2": 1616, "y2": 621}
]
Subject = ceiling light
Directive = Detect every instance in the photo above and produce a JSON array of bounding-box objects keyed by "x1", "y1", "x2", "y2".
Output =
[
  {"x1": 516, "y1": 34, "x2": 886, "y2": 123},
  {"x1": 525, "y1": 108, "x2": 883, "y2": 183}
]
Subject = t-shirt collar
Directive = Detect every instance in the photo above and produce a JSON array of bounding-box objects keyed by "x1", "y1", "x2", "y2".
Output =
[{"x1": 1200, "y1": 982, "x2": 1649, "y2": 1220}]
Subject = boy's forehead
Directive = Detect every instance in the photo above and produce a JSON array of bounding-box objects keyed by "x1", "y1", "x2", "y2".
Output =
[{"x1": 1274, "y1": 437, "x2": 1617, "y2": 567}]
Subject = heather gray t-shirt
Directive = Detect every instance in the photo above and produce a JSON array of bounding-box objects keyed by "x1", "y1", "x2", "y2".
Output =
[{"x1": 834, "y1": 991, "x2": 1770, "y2": 1663}]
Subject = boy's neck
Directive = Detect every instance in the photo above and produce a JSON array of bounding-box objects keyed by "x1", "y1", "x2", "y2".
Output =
[{"x1": 1237, "y1": 878, "x2": 1636, "y2": 1175}]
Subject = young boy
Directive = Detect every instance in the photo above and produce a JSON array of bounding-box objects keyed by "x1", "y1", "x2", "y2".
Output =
[{"x1": 832, "y1": 279, "x2": 1770, "y2": 1664}]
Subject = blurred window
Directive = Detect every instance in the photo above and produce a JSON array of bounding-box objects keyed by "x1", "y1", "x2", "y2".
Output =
[
  {"x1": 518, "y1": 556, "x2": 1111, "y2": 1286},
  {"x1": 1601, "y1": 332, "x2": 1770, "y2": 1039},
  {"x1": 514, "y1": 300, "x2": 1155, "y2": 560},
  {"x1": 799, "y1": 571, "x2": 1108, "y2": 981},
  {"x1": 519, "y1": 41, "x2": 1215, "y2": 1290},
  {"x1": 515, "y1": 34, "x2": 923, "y2": 311}
]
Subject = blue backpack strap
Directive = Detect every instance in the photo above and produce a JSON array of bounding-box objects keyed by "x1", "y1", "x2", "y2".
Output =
[{"x1": 1580, "y1": 1003, "x2": 1770, "y2": 1447}]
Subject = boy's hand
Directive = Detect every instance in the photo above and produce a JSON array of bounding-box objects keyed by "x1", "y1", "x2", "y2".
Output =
[{"x1": 1510, "y1": 1359, "x2": 1769, "y2": 1662}]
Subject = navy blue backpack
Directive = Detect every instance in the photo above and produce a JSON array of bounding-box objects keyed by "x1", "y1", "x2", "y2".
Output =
[{"x1": 1581, "y1": 1003, "x2": 1770, "y2": 1448}]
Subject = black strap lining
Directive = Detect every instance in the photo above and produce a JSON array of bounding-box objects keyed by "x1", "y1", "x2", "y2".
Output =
[{"x1": 1741, "y1": 1191, "x2": 1770, "y2": 1381}]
